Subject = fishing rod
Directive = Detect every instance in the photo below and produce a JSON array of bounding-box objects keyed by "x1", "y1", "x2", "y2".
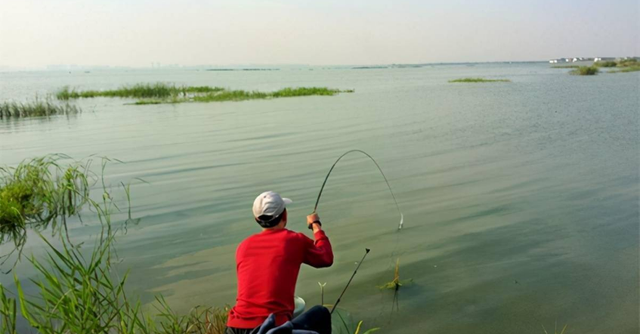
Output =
[
  {"x1": 313, "y1": 150, "x2": 404, "y2": 230},
  {"x1": 330, "y1": 248, "x2": 370, "y2": 315}
]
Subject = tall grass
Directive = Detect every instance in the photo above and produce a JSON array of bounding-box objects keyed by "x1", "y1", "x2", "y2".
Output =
[
  {"x1": 0, "y1": 155, "x2": 92, "y2": 271},
  {"x1": 0, "y1": 100, "x2": 80, "y2": 118},
  {"x1": 569, "y1": 66, "x2": 599, "y2": 75},
  {"x1": 0, "y1": 155, "x2": 229, "y2": 333},
  {"x1": 595, "y1": 61, "x2": 617, "y2": 68},
  {"x1": 449, "y1": 78, "x2": 511, "y2": 83}
]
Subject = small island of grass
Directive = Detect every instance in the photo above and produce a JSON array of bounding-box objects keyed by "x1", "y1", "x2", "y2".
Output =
[
  {"x1": 0, "y1": 99, "x2": 80, "y2": 118},
  {"x1": 449, "y1": 78, "x2": 511, "y2": 83},
  {"x1": 569, "y1": 66, "x2": 599, "y2": 76},
  {"x1": 56, "y1": 83, "x2": 354, "y2": 105}
]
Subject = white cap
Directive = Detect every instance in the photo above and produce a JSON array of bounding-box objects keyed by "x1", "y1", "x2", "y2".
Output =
[{"x1": 252, "y1": 191, "x2": 292, "y2": 219}]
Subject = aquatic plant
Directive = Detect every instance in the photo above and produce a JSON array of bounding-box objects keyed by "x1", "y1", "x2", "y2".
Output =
[
  {"x1": 541, "y1": 322, "x2": 568, "y2": 334},
  {"x1": 354, "y1": 321, "x2": 380, "y2": 334},
  {"x1": 0, "y1": 159, "x2": 229, "y2": 334},
  {"x1": 448, "y1": 78, "x2": 511, "y2": 83},
  {"x1": 378, "y1": 258, "x2": 412, "y2": 313},
  {"x1": 56, "y1": 83, "x2": 226, "y2": 100},
  {"x1": 56, "y1": 83, "x2": 353, "y2": 105},
  {"x1": 0, "y1": 100, "x2": 80, "y2": 118},
  {"x1": 551, "y1": 65, "x2": 580, "y2": 69},
  {"x1": 332, "y1": 308, "x2": 380, "y2": 334},
  {"x1": 0, "y1": 155, "x2": 92, "y2": 270},
  {"x1": 569, "y1": 66, "x2": 599, "y2": 75},
  {"x1": 378, "y1": 258, "x2": 413, "y2": 291},
  {"x1": 608, "y1": 66, "x2": 640, "y2": 73},
  {"x1": 595, "y1": 61, "x2": 617, "y2": 68},
  {"x1": 616, "y1": 58, "x2": 639, "y2": 67}
]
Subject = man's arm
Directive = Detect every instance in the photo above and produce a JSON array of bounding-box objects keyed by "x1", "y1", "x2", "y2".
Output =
[{"x1": 302, "y1": 213, "x2": 334, "y2": 268}]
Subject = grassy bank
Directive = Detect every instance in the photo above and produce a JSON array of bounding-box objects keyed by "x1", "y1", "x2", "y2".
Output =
[
  {"x1": 449, "y1": 78, "x2": 511, "y2": 83},
  {"x1": 0, "y1": 100, "x2": 80, "y2": 118},
  {"x1": 57, "y1": 83, "x2": 353, "y2": 105},
  {"x1": 569, "y1": 66, "x2": 599, "y2": 76}
]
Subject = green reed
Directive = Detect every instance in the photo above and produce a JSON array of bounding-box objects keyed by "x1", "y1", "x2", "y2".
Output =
[
  {"x1": 56, "y1": 83, "x2": 353, "y2": 105},
  {"x1": 569, "y1": 66, "x2": 599, "y2": 75},
  {"x1": 608, "y1": 66, "x2": 640, "y2": 73},
  {"x1": 56, "y1": 83, "x2": 226, "y2": 100},
  {"x1": 0, "y1": 100, "x2": 80, "y2": 118},
  {"x1": 448, "y1": 78, "x2": 511, "y2": 83},
  {"x1": 0, "y1": 155, "x2": 92, "y2": 271},
  {"x1": 0, "y1": 155, "x2": 229, "y2": 334}
]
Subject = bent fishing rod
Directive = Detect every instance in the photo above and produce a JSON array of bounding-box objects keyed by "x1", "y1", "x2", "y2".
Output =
[
  {"x1": 330, "y1": 248, "x2": 370, "y2": 314},
  {"x1": 313, "y1": 149, "x2": 404, "y2": 230}
]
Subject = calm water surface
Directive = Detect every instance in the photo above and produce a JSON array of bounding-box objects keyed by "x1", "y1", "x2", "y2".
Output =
[{"x1": 0, "y1": 64, "x2": 638, "y2": 333}]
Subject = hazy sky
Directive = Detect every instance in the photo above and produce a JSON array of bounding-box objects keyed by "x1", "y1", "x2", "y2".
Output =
[{"x1": 0, "y1": 0, "x2": 638, "y2": 68}]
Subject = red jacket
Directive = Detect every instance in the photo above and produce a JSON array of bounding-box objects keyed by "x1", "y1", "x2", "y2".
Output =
[{"x1": 227, "y1": 228, "x2": 333, "y2": 329}]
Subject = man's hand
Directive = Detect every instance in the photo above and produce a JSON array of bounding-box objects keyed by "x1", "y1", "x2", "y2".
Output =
[{"x1": 307, "y1": 213, "x2": 322, "y2": 232}]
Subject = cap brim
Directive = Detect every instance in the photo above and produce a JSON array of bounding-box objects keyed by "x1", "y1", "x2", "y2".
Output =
[{"x1": 282, "y1": 198, "x2": 293, "y2": 205}]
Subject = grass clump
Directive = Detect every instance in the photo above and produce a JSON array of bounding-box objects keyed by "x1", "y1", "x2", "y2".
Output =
[
  {"x1": 449, "y1": 78, "x2": 511, "y2": 83},
  {"x1": 0, "y1": 156, "x2": 229, "y2": 333},
  {"x1": 569, "y1": 66, "x2": 599, "y2": 75},
  {"x1": 0, "y1": 155, "x2": 91, "y2": 270},
  {"x1": 0, "y1": 100, "x2": 80, "y2": 119},
  {"x1": 595, "y1": 61, "x2": 617, "y2": 68}
]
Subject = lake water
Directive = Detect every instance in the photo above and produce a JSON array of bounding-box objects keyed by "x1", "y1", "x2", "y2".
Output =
[{"x1": 1, "y1": 64, "x2": 638, "y2": 333}]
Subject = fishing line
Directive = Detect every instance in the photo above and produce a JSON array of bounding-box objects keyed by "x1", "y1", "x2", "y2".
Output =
[{"x1": 313, "y1": 150, "x2": 404, "y2": 230}]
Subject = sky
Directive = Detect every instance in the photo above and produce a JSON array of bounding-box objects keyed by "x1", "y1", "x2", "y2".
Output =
[{"x1": 0, "y1": 0, "x2": 638, "y2": 68}]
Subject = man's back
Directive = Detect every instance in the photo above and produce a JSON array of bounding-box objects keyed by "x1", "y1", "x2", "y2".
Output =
[{"x1": 227, "y1": 228, "x2": 333, "y2": 329}]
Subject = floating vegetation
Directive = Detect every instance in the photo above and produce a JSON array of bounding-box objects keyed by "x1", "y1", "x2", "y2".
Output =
[
  {"x1": 56, "y1": 83, "x2": 353, "y2": 105},
  {"x1": 0, "y1": 99, "x2": 80, "y2": 119},
  {"x1": 449, "y1": 77, "x2": 511, "y2": 83},
  {"x1": 569, "y1": 66, "x2": 599, "y2": 76}
]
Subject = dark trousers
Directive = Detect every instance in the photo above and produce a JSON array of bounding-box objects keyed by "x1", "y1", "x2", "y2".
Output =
[{"x1": 226, "y1": 305, "x2": 331, "y2": 334}]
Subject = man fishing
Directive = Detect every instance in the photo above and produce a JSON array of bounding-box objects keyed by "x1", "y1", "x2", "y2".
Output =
[{"x1": 226, "y1": 191, "x2": 334, "y2": 334}]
